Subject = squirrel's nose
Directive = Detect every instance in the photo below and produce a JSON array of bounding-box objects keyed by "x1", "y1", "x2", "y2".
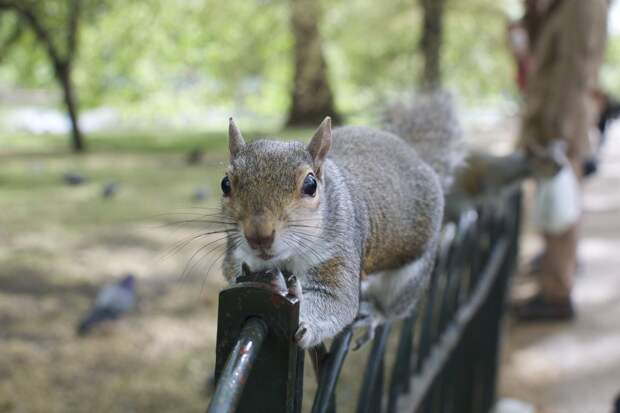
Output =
[{"x1": 246, "y1": 230, "x2": 275, "y2": 251}]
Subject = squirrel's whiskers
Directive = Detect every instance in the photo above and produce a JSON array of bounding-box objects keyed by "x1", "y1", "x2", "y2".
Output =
[{"x1": 159, "y1": 207, "x2": 242, "y2": 283}]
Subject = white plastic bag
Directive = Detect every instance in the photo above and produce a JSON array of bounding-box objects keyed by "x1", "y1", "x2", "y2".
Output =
[{"x1": 532, "y1": 166, "x2": 581, "y2": 234}]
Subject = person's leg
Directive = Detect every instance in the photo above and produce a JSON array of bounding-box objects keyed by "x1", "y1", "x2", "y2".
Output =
[
  {"x1": 515, "y1": 225, "x2": 578, "y2": 321},
  {"x1": 540, "y1": 154, "x2": 582, "y2": 302},
  {"x1": 516, "y1": 158, "x2": 581, "y2": 320},
  {"x1": 539, "y1": 225, "x2": 578, "y2": 301}
]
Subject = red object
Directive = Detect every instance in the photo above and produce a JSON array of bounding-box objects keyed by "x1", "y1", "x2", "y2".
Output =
[{"x1": 517, "y1": 56, "x2": 530, "y2": 91}]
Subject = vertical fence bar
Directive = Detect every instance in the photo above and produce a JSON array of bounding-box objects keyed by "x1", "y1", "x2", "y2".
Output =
[
  {"x1": 356, "y1": 323, "x2": 392, "y2": 413},
  {"x1": 311, "y1": 328, "x2": 353, "y2": 413},
  {"x1": 416, "y1": 279, "x2": 436, "y2": 374},
  {"x1": 387, "y1": 312, "x2": 417, "y2": 413},
  {"x1": 485, "y1": 190, "x2": 522, "y2": 411}
]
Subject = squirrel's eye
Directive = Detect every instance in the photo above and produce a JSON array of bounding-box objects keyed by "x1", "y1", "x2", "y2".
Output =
[
  {"x1": 302, "y1": 173, "x2": 317, "y2": 197},
  {"x1": 221, "y1": 176, "x2": 231, "y2": 196}
]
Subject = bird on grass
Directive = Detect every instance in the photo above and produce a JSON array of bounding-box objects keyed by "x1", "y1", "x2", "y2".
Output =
[
  {"x1": 77, "y1": 274, "x2": 136, "y2": 336},
  {"x1": 102, "y1": 182, "x2": 120, "y2": 198},
  {"x1": 63, "y1": 172, "x2": 87, "y2": 186}
]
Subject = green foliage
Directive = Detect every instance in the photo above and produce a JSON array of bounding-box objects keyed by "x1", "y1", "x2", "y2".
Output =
[
  {"x1": 323, "y1": 0, "x2": 420, "y2": 115},
  {"x1": 74, "y1": 0, "x2": 292, "y2": 114},
  {"x1": 443, "y1": 1, "x2": 517, "y2": 105},
  {"x1": 0, "y1": 13, "x2": 52, "y2": 87},
  {"x1": 0, "y1": 0, "x2": 109, "y2": 88},
  {"x1": 602, "y1": 35, "x2": 620, "y2": 96},
  {"x1": 323, "y1": 0, "x2": 520, "y2": 111},
  {"x1": 7, "y1": 0, "x2": 611, "y2": 123}
]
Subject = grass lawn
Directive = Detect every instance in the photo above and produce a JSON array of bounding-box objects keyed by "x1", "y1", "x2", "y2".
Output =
[{"x1": 0, "y1": 128, "x2": 380, "y2": 413}]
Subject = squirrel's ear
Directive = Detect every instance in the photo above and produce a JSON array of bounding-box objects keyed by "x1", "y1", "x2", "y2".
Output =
[
  {"x1": 228, "y1": 117, "x2": 245, "y2": 158},
  {"x1": 307, "y1": 116, "x2": 332, "y2": 173}
]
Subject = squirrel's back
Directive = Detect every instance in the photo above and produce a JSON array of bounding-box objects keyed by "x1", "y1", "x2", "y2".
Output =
[{"x1": 328, "y1": 126, "x2": 444, "y2": 274}]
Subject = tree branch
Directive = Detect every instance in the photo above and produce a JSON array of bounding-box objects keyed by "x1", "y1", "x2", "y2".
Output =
[
  {"x1": 66, "y1": 0, "x2": 81, "y2": 61},
  {"x1": 0, "y1": 1, "x2": 64, "y2": 69}
]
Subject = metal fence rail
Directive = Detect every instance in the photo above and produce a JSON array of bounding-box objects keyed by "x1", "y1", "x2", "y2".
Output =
[{"x1": 207, "y1": 190, "x2": 521, "y2": 413}]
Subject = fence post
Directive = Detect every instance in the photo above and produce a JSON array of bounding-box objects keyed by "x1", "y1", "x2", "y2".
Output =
[{"x1": 211, "y1": 270, "x2": 304, "y2": 413}]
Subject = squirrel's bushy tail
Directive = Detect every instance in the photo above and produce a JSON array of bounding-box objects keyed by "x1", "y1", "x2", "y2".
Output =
[{"x1": 382, "y1": 90, "x2": 464, "y2": 190}]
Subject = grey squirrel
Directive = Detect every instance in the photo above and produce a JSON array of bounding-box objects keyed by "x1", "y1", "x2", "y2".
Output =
[
  {"x1": 220, "y1": 92, "x2": 460, "y2": 348},
  {"x1": 218, "y1": 92, "x2": 565, "y2": 349}
]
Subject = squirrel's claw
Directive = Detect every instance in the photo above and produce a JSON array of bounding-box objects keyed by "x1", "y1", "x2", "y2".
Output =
[
  {"x1": 287, "y1": 275, "x2": 302, "y2": 301},
  {"x1": 353, "y1": 325, "x2": 376, "y2": 351},
  {"x1": 269, "y1": 270, "x2": 288, "y2": 293},
  {"x1": 295, "y1": 321, "x2": 320, "y2": 349},
  {"x1": 294, "y1": 322, "x2": 308, "y2": 345},
  {"x1": 289, "y1": 278, "x2": 312, "y2": 348}
]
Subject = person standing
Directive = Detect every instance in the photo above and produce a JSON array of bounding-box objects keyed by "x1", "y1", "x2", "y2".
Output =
[{"x1": 515, "y1": 0, "x2": 609, "y2": 320}]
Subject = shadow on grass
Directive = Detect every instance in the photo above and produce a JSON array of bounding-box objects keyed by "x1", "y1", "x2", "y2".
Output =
[{"x1": 0, "y1": 265, "x2": 98, "y2": 299}]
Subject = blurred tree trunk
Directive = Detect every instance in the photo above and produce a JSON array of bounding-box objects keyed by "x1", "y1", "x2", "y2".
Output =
[
  {"x1": 286, "y1": 0, "x2": 341, "y2": 127},
  {"x1": 419, "y1": 0, "x2": 447, "y2": 90},
  {"x1": 0, "y1": 0, "x2": 85, "y2": 152},
  {"x1": 57, "y1": 62, "x2": 84, "y2": 152}
]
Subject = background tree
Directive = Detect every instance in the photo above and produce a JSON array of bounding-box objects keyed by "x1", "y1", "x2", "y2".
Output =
[
  {"x1": 0, "y1": 0, "x2": 560, "y2": 127},
  {"x1": 0, "y1": 14, "x2": 23, "y2": 64},
  {"x1": 419, "y1": 0, "x2": 447, "y2": 90},
  {"x1": 0, "y1": 0, "x2": 86, "y2": 152},
  {"x1": 286, "y1": 0, "x2": 341, "y2": 127}
]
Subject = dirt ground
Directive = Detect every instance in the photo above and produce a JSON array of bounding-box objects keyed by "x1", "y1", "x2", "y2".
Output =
[{"x1": 499, "y1": 124, "x2": 620, "y2": 413}]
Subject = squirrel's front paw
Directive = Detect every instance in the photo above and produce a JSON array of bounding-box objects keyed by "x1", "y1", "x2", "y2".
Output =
[{"x1": 289, "y1": 277, "x2": 318, "y2": 348}]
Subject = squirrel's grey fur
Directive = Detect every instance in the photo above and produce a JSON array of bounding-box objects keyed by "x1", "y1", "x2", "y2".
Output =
[
  {"x1": 221, "y1": 94, "x2": 459, "y2": 348},
  {"x1": 382, "y1": 91, "x2": 465, "y2": 191}
]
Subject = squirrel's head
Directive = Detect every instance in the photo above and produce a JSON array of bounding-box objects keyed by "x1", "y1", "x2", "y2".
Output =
[{"x1": 221, "y1": 117, "x2": 332, "y2": 269}]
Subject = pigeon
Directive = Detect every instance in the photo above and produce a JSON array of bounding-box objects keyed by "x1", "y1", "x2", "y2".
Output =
[
  {"x1": 102, "y1": 182, "x2": 119, "y2": 198},
  {"x1": 77, "y1": 274, "x2": 136, "y2": 335},
  {"x1": 63, "y1": 172, "x2": 86, "y2": 186},
  {"x1": 192, "y1": 186, "x2": 209, "y2": 202}
]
